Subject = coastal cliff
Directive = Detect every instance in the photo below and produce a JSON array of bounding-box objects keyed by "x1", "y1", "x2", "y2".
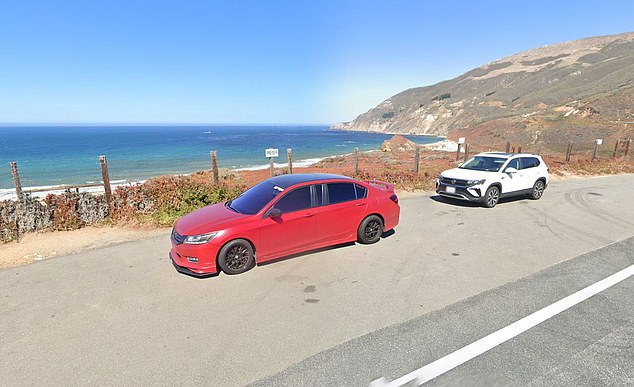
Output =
[{"x1": 333, "y1": 32, "x2": 634, "y2": 146}]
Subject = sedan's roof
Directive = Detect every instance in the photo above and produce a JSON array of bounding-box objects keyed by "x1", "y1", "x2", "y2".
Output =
[{"x1": 265, "y1": 173, "x2": 353, "y2": 189}]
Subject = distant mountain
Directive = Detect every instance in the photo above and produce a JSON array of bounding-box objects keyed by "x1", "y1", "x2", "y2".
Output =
[{"x1": 333, "y1": 32, "x2": 634, "y2": 146}]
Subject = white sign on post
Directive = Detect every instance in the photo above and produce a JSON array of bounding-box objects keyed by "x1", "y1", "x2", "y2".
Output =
[
  {"x1": 265, "y1": 148, "x2": 279, "y2": 158},
  {"x1": 458, "y1": 137, "x2": 465, "y2": 144},
  {"x1": 595, "y1": 139, "x2": 603, "y2": 145}
]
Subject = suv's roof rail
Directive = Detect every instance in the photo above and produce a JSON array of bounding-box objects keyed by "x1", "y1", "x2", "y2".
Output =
[{"x1": 478, "y1": 151, "x2": 540, "y2": 157}]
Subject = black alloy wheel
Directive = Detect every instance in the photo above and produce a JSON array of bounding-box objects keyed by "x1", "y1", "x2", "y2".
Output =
[
  {"x1": 357, "y1": 215, "x2": 384, "y2": 244},
  {"x1": 218, "y1": 239, "x2": 255, "y2": 275}
]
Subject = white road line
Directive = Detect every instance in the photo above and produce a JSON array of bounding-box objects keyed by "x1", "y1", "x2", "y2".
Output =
[{"x1": 371, "y1": 263, "x2": 634, "y2": 387}]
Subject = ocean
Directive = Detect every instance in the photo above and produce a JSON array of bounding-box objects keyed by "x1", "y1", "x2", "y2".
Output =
[{"x1": 0, "y1": 125, "x2": 443, "y2": 191}]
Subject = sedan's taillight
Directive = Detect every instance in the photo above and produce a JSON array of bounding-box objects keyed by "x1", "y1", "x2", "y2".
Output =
[{"x1": 389, "y1": 194, "x2": 399, "y2": 204}]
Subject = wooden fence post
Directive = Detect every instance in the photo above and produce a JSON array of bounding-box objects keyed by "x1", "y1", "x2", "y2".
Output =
[
  {"x1": 455, "y1": 143, "x2": 461, "y2": 161},
  {"x1": 10, "y1": 161, "x2": 23, "y2": 201},
  {"x1": 625, "y1": 139, "x2": 631, "y2": 158},
  {"x1": 269, "y1": 157, "x2": 275, "y2": 177},
  {"x1": 287, "y1": 148, "x2": 293, "y2": 174},
  {"x1": 210, "y1": 151, "x2": 219, "y2": 185},
  {"x1": 99, "y1": 155, "x2": 112, "y2": 212},
  {"x1": 518, "y1": 146, "x2": 522, "y2": 153},
  {"x1": 505, "y1": 142, "x2": 511, "y2": 153},
  {"x1": 414, "y1": 145, "x2": 420, "y2": 173},
  {"x1": 463, "y1": 144, "x2": 469, "y2": 163},
  {"x1": 565, "y1": 142, "x2": 572, "y2": 162},
  {"x1": 353, "y1": 147, "x2": 359, "y2": 175},
  {"x1": 592, "y1": 141, "x2": 600, "y2": 161}
]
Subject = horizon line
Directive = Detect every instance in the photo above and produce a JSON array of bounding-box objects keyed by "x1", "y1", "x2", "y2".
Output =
[{"x1": 0, "y1": 122, "x2": 335, "y2": 127}]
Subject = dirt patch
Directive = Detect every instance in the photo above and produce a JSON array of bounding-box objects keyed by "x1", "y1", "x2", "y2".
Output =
[{"x1": 0, "y1": 225, "x2": 169, "y2": 269}]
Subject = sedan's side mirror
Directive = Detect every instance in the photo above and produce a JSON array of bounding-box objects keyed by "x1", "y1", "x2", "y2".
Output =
[
  {"x1": 505, "y1": 167, "x2": 518, "y2": 174},
  {"x1": 268, "y1": 208, "x2": 282, "y2": 218}
]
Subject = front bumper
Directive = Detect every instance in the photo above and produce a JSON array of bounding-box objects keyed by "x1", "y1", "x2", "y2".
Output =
[
  {"x1": 169, "y1": 240, "x2": 220, "y2": 276},
  {"x1": 435, "y1": 181, "x2": 485, "y2": 202},
  {"x1": 169, "y1": 252, "x2": 217, "y2": 277}
]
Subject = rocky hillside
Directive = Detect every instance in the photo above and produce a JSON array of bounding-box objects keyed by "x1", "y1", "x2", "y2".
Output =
[{"x1": 333, "y1": 32, "x2": 634, "y2": 147}]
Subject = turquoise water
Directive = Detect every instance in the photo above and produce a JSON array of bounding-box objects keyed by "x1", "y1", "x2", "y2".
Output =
[{"x1": 0, "y1": 125, "x2": 443, "y2": 189}]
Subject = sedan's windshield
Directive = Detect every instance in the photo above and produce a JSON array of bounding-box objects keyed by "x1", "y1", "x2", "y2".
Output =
[
  {"x1": 227, "y1": 181, "x2": 284, "y2": 215},
  {"x1": 459, "y1": 156, "x2": 507, "y2": 172}
]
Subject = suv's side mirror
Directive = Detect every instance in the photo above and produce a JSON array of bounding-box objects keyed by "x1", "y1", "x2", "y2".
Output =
[
  {"x1": 505, "y1": 167, "x2": 518, "y2": 174},
  {"x1": 268, "y1": 208, "x2": 282, "y2": 218}
]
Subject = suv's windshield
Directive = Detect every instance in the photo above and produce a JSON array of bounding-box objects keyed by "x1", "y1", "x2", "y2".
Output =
[
  {"x1": 459, "y1": 156, "x2": 507, "y2": 172},
  {"x1": 227, "y1": 181, "x2": 284, "y2": 215}
]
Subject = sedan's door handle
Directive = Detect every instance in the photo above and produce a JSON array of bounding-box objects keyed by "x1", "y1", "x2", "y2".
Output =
[
  {"x1": 303, "y1": 213, "x2": 315, "y2": 218},
  {"x1": 356, "y1": 203, "x2": 365, "y2": 206}
]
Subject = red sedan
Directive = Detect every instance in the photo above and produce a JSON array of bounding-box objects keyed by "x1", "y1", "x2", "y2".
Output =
[{"x1": 169, "y1": 173, "x2": 400, "y2": 276}]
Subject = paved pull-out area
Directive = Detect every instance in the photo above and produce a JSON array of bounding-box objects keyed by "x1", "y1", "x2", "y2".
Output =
[
  {"x1": 1, "y1": 175, "x2": 633, "y2": 386},
  {"x1": 254, "y1": 237, "x2": 634, "y2": 386}
]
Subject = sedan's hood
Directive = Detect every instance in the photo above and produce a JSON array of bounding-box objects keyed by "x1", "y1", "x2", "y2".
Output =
[
  {"x1": 440, "y1": 168, "x2": 496, "y2": 180},
  {"x1": 175, "y1": 202, "x2": 247, "y2": 235}
]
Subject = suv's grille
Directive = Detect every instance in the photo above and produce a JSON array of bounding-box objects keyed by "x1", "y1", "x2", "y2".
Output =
[
  {"x1": 440, "y1": 176, "x2": 469, "y2": 186},
  {"x1": 172, "y1": 228, "x2": 186, "y2": 245}
]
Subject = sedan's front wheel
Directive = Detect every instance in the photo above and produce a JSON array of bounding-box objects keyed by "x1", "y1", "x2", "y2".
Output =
[
  {"x1": 357, "y1": 215, "x2": 384, "y2": 244},
  {"x1": 218, "y1": 239, "x2": 255, "y2": 275}
]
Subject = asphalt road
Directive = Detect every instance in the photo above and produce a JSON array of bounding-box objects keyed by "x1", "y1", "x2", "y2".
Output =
[
  {"x1": 1, "y1": 174, "x2": 633, "y2": 386},
  {"x1": 254, "y1": 237, "x2": 634, "y2": 386}
]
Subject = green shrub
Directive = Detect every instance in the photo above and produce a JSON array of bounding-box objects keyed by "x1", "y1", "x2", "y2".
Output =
[{"x1": 111, "y1": 176, "x2": 244, "y2": 227}]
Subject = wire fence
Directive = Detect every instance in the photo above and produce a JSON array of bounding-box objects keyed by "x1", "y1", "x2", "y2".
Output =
[{"x1": 1, "y1": 138, "x2": 632, "y2": 202}]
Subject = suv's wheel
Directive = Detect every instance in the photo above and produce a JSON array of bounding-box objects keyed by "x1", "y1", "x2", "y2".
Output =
[
  {"x1": 530, "y1": 180, "x2": 545, "y2": 200},
  {"x1": 357, "y1": 215, "x2": 383, "y2": 244},
  {"x1": 483, "y1": 186, "x2": 500, "y2": 208},
  {"x1": 218, "y1": 239, "x2": 255, "y2": 275}
]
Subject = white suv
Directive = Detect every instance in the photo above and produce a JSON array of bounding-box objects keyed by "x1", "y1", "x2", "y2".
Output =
[{"x1": 436, "y1": 152, "x2": 549, "y2": 208}]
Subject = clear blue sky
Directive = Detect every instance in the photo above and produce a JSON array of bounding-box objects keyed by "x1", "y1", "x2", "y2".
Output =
[{"x1": 1, "y1": 0, "x2": 633, "y2": 125}]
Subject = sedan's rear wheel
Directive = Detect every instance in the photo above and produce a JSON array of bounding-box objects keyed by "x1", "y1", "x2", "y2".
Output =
[
  {"x1": 218, "y1": 239, "x2": 255, "y2": 275},
  {"x1": 483, "y1": 186, "x2": 500, "y2": 208},
  {"x1": 357, "y1": 215, "x2": 383, "y2": 244},
  {"x1": 530, "y1": 180, "x2": 545, "y2": 200}
]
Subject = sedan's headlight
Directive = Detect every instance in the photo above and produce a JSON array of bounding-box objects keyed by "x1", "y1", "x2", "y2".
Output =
[
  {"x1": 467, "y1": 179, "x2": 486, "y2": 186},
  {"x1": 183, "y1": 232, "x2": 218, "y2": 245}
]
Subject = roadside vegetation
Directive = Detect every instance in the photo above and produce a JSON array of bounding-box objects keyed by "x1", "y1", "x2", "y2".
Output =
[
  {"x1": 0, "y1": 173, "x2": 245, "y2": 243},
  {"x1": 1, "y1": 146, "x2": 632, "y2": 243}
]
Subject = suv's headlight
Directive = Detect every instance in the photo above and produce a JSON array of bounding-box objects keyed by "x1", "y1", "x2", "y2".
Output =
[
  {"x1": 184, "y1": 232, "x2": 218, "y2": 245},
  {"x1": 467, "y1": 179, "x2": 485, "y2": 186}
]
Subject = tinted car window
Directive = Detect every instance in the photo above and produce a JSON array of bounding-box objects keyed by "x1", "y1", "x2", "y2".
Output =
[
  {"x1": 327, "y1": 183, "x2": 356, "y2": 204},
  {"x1": 520, "y1": 157, "x2": 540, "y2": 169},
  {"x1": 505, "y1": 158, "x2": 520, "y2": 171},
  {"x1": 355, "y1": 184, "x2": 367, "y2": 199},
  {"x1": 274, "y1": 186, "x2": 311, "y2": 213},
  {"x1": 229, "y1": 181, "x2": 283, "y2": 215}
]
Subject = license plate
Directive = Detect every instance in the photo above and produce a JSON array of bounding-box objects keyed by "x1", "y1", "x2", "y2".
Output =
[{"x1": 446, "y1": 186, "x2": 456, "y2": 194}]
